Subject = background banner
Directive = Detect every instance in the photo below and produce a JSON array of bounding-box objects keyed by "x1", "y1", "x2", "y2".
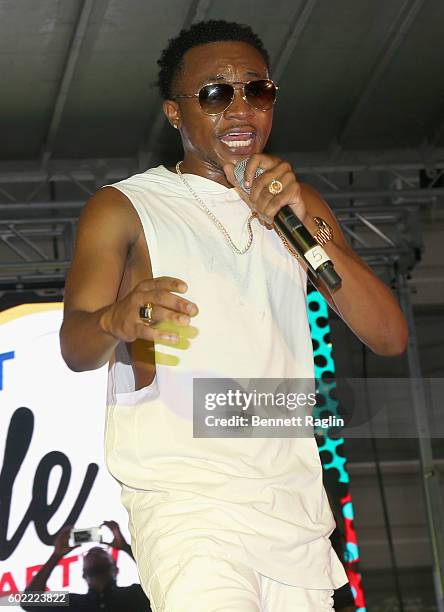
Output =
[{"x1": 0, "y1": 304, "x2": 139, "y2": 600}]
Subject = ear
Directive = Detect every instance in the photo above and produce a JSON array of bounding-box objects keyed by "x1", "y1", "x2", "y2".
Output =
[{"x1": 163, "y1": 99, "x2": 181, "y2": 130}]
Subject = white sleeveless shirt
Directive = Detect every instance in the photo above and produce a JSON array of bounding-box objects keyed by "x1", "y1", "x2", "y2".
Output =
[{"x1": 105, "y1": 165, "x2": 347, "y2": 589}]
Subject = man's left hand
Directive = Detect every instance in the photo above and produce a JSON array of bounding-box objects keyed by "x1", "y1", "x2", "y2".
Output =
[
  {"x1": 102, "y1": 520, "x2": 130, "y2": 551},
  {"x1": 223, "y1": 154, "x2": 307, "y2": 225}
]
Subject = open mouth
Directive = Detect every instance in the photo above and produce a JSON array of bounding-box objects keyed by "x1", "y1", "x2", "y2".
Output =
[{"x1": 219, "y1": 132, "x2": 256, "y2": 150}]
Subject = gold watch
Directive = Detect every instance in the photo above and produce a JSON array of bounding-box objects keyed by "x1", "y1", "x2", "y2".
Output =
[{"x1": 313, "y1": 216, "x2": 333, "y2": 246}]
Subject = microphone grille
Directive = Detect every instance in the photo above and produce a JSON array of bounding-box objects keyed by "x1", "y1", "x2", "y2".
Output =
[{"x1": 233, "y1": 158, "x2": 264, "y2": 194}]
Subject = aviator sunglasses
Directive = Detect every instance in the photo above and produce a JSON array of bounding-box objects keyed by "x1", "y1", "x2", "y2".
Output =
[{"x1": 171, "y1": 79, "x2": 279, "y2": 115}]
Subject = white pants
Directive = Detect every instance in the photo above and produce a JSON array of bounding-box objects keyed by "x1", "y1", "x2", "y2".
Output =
[
  {"x1": 122, "y1": 486, "x2": 336, "y2": 611},
  {"x1": 143, "y1": 553, "x2": 335, "y2": 611}
]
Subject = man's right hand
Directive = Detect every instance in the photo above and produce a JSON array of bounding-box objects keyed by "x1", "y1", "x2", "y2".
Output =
[
  {"x1": 99, "y1": 276, "x2": 198, "y2": 344},
  {"x1": 52, "y1": 525, "x2": 79, "y2": 559}
]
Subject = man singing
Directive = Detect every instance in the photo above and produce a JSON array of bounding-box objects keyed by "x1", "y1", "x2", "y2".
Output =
[{"x1": 60, "y1": 20, "x2": 407, "y2": 611}]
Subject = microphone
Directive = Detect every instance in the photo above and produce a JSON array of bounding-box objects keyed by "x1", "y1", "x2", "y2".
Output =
[{"x1": 233, "y1": 159, "x2": 342, "y2": 292}]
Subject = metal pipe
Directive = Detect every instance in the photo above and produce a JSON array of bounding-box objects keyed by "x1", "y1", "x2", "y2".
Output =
[
  {"x1": 139, "y1": 0, "x2": 212, "y2": 168},
  {"x1": 272, "y1": 0, "x2": 318, "y2": 82},
  {"x1": 41, "y1": 0, "x2": 97, "y2": 165},
  {"x1": 397, "y1": 272, "x2": 444, "y2": 612},
  {"x1": 329, "y1": 0, "x2": 427, "y2": 157}
]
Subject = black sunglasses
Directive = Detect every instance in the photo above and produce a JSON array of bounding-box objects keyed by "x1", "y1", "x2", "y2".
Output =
[{"x1": 171, "y1": 79, "x2": 278, "y2": 115}]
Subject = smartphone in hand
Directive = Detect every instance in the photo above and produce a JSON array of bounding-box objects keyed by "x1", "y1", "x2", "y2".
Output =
[{"x1": 69, "y1": 526, "x2": 104, "y2": 547}]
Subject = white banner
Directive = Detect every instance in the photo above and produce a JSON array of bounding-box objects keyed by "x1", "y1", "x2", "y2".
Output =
[{"x1": 0, "y1": 304, "x2": 139, "y2": 601}]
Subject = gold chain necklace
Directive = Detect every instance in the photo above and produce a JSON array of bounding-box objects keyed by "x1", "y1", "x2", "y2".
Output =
[
  {"x1": 175, "y1": 161, "x2": 256, "y2": 255},
  {"x1": 175, "y1": 161, "x2": 299, "y2": 260}
]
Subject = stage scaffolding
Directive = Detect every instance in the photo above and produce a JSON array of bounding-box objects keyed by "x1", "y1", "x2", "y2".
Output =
[
  {"x1": 2, "y1": 154, "x2": 442, "y2": 289},
  {"x1": 0, "y1": 155, "x2": 443, "y2": 609}
]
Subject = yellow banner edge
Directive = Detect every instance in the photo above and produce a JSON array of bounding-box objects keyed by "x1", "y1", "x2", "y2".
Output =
[{"x1": 0, "y1": 303, "x2": 63, "y2": 325}]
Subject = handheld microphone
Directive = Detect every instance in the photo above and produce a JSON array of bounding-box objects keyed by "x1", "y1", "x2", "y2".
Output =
[{"x1": 233, "y1": 159, "x2": 342, "y2": 292}]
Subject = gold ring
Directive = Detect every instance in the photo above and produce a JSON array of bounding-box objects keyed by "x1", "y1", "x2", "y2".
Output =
[
  {"x1": 268, "y1": 179, "x2": 283, "y2": 195},
  {"x1": 139, "y1": 303, "x2": 153, "y2": 324}
]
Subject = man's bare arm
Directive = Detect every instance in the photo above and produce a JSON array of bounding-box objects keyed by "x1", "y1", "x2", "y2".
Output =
[
  {"x1": 224, "y1": 159, "x2": 408, "y2": 357},
  {"x1": 60, "y1": 187, "x2": 198, "y2": 372},
  {"x1": 300, "y1": 183, "x2": 408, "y2": 356},
  {"x1": 60, "y1": 187, "x2": 138, "y2": 371}
]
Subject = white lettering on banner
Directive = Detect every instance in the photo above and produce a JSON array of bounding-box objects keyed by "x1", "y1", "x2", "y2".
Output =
[
  {"x1": 304, "y1": 246, "x2": 331, "y2": 270},
  {"x1": 0, "y1": 305, "x2": 139, "y2": 595}
]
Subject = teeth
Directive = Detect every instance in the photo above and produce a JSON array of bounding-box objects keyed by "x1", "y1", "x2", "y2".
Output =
[{"x1": 221, "y1": 138, "x2": 253, "y2": 148}]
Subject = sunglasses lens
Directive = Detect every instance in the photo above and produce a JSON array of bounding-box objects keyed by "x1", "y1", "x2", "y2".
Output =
[
  {"x1": 199, "y1": 84, "x2": 234, "y2": 114},
  {"x1": 245, "y1": 79, "x2": 277, "y2": 110}
]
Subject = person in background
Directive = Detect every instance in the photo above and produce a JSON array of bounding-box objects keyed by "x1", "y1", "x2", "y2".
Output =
[{"x1": 21, "y1": 520, "x2": 150, "y2": 612}]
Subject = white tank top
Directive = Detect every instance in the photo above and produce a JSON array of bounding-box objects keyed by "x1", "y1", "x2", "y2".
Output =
[{"x1": 105, "y1": 165, "x2": 347, "y2": 589}]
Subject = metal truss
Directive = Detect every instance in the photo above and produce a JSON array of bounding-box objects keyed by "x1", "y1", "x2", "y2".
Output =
[
  {"x1": 335, "y1": 206, "x2": 422, "y2": 279},
  {"x1": 0, "y1": 200, "x2": 423, "y2": 294},
  {"x1": 297, "y1": 162, "x2": 444, "y2": 208},
  {"x1": 1, "y1": 151, "x2": 442, "y2": 293},
  {"x1": 0, "y1": 216, "x2": 76, "y2": 292},
  {"x1": 1, "y1": 150, "x2": 443, "y2": 192}
]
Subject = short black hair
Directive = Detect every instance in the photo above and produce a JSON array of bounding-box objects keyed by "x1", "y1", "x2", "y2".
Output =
[{"x1": 157, "y1": 19, "x2": 270, "y2": 100}]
